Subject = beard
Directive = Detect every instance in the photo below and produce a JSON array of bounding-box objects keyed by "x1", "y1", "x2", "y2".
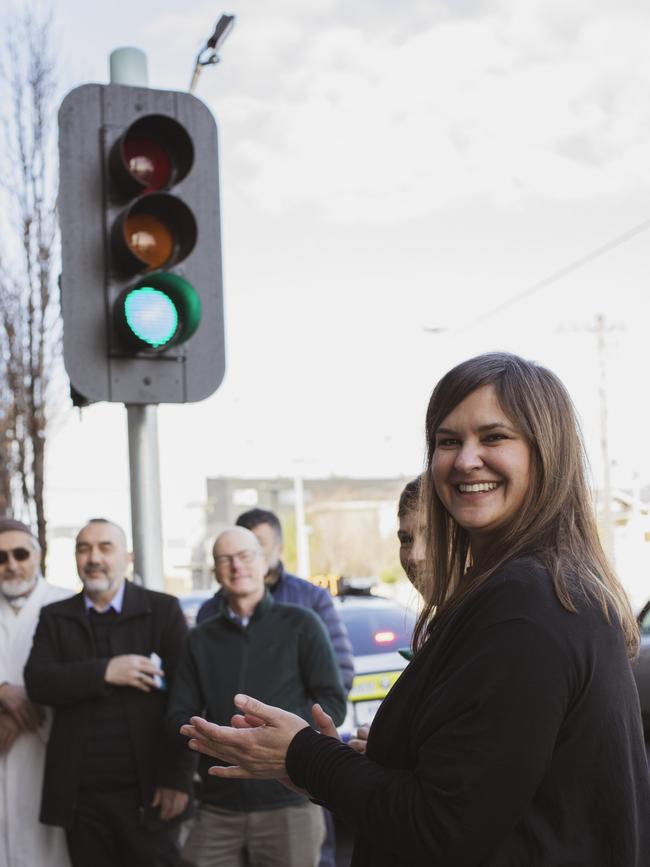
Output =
[
  {"x1": 1, "y1": 572, "x2": 38, "y2": 600},
  {"x1": 82, "y1": 574, "x2": 113, "y2": 596}
]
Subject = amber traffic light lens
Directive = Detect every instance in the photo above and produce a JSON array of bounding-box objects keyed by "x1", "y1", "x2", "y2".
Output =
[
  {"x1": 123, "y1": 137, "x2": 172, "y2": 192},
  {"x1": 124, "y1": 213, "x2": 174, "y2": 270}
]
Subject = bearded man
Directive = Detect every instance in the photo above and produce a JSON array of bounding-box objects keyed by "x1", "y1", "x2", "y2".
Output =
[
  {"x1": 0, "y1": 518, "x2": 71, "y2": 867},
  {"x1": 25, "y1": 518, "x2": 194, "y2": 867}
]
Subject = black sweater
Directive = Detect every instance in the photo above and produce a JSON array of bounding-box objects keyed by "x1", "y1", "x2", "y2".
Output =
[
  {"x1": 80, "y1": 608, "x2": 137, "y2": 790},
  {"x1": 286, "y1": 557, "x2": 650, "y2": 866}
]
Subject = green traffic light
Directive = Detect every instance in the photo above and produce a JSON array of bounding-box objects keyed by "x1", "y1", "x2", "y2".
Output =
[
  {"x1": 124, "y1": 286, "x2": 179, "y2": 348},
  {"x1": 115, "y1": 272, "x2": 202, "y2": 353}
]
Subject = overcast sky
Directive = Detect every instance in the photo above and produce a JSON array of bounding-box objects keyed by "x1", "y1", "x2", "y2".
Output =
[{"x1": 4, "y1": 0, "x2": 649, "y2": 569}]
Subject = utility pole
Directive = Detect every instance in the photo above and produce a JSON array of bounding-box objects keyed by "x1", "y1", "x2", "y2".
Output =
[
  {"x1": 559, "y1": 315, "x2": 620, "y2": 565},
  {"x1": 589, "y1": 314, "x2": 621, "y2": 566},
  {"x1": 293, "y1": 474, "x2": 311, "y2": 578}
]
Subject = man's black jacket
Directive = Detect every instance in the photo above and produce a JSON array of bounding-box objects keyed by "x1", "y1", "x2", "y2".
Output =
[{"x1": 24, "y1": 581, "x2": 195, "y2": 828}]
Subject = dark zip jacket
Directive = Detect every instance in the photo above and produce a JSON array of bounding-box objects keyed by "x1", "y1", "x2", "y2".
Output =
[
  {"x1": 167, "y1": 590, "x2": 346, "y2": 812},
  {"x1": 197, "y1": 564, "x2": 355, "y2": 691},
  {"x1": 286, "y1": 557, "x2": 650, "y2": 866}
]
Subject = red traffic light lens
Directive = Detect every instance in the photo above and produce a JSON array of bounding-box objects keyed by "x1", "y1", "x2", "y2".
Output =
[
  {"x1": 124, "y1": 213, "x2": 174, "y2": 270},
  {"x1": 123, "y1": 137, "x2": 172, "y2": 192},
  {"x1": 110, "y1": 115, "x2": 194, "y2": 198}
]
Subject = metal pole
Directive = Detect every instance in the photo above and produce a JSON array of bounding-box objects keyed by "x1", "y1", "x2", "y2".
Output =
[
  {"x1": 110, "y1": 47, "x2": 164, "y2": 589},
  {"x1": 293, "y1": 474, "x2": 311, "y2": 578},
  {"x1": 596, "y1": 314, "x2": 615, "y2": 567},
  {"x1": 127, "y1": 406, "x2": 164, "y2": 589}
]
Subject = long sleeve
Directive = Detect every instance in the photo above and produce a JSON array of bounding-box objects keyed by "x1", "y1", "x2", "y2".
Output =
[
  {"x1": 272, "y1": 573, "x2": 355, "y2": 692},
  {"x1": 155, "y1": 598, "x2": 196, "y2": 792},
  {"x1": 24, "y1": 609, "x2": 109, "y2": 706},
  {"x1": 165, "y1": 633, "x2": 206, "y2": 740},
  {"x1": 287, "y1": 616, "x2": 572, "y2": 865}
]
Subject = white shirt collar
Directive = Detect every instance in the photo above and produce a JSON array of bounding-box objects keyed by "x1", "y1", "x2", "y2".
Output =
[{"x1": 84, "y1": 579, "x2": 126, "y2": 614}]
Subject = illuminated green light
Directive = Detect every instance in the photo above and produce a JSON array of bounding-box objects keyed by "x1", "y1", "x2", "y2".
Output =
[{"x1": 123, "y1": 286, "x2": 178, "y2": 348}]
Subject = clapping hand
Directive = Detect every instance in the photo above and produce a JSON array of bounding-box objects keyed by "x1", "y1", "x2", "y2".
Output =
[{"x1": 180, "y1": 694, "x2": 341, "y2": 784}]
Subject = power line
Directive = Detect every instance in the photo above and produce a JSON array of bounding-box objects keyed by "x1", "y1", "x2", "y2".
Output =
[{"x1": 468, "y1": 214, "x2": 650, "y2": 329}]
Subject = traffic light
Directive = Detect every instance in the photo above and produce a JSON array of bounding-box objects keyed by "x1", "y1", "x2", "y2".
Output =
[{"x1": 58, "y1": 83, "x2": 225, "y2": 404}]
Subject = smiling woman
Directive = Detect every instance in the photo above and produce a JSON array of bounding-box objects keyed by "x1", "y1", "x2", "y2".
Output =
[
  {"x1": 431, "y1": 384, "x2": 531, "y2": 559},
  {"x1": 181, "y1": 352, "x2": 650, "y2": 867}
]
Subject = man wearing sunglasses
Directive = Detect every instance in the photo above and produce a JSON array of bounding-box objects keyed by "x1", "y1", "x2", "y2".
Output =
[
  {"x1": 167, "y1": 526, "x2": 346, "y2": 867},
  {"x1": 0, "y1": 518, "x2": 71, "y2": 867}
]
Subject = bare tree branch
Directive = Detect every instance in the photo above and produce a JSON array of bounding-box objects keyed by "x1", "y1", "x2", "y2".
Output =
[{"x1": 0, "y1": 4, "x2": 61, "y2": 566}]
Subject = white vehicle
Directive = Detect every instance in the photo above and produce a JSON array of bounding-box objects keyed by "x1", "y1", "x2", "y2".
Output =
[{"x1": 334, "y1": 594, "x2": 416, "y2": 739}]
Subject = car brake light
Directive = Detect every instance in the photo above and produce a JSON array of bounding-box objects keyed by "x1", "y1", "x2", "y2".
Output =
[{"x1": 374, "y1": 630, "x2": 396, "y2": 644}]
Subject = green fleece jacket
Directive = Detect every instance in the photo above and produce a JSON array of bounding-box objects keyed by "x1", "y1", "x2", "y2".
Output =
[{"x1": 167, "y1": 590, "x2": 347, "y2": 812}]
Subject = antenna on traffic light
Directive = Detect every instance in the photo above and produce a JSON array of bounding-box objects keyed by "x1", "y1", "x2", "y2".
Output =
[{"x1": 190, "y1": 14, "x2": 235, "y2": 93}]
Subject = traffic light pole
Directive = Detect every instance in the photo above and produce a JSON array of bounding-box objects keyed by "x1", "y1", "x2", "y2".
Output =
[
  {"x1": 127, "y1": 404, "x2": 164, "y2": 589},
  {"x1": 111, "y1": 47, "x2": 165, "y2": 590}
]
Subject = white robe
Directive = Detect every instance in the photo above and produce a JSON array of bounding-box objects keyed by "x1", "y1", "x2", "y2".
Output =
[{"x1": 0, "y1": 578, "x2": 72, "y2": 867}]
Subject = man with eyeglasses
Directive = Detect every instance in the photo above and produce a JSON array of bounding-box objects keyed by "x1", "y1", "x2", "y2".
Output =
[
  {"x1": 24, "y1": 518, "x2": 195, "y2": 867},
  {"x1": 0, "y1": 517, "x2": 71, "y2": 867},
  {"x1": 167, "y1": 526, "x2": 346, "y2": 867},
  {"x1": 197, "y1": 508, "x2": 354, "y2": 867}
]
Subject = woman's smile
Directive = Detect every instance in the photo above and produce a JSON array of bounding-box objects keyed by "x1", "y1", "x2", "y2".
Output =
[{"x1": 432, "y1": 384, "x2": 531, "y2": 551}]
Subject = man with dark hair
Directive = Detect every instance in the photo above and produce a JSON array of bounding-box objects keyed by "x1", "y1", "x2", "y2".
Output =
[
  {"x1": 197, "y1": 508, "x2": 354, "y2": 867},
  {"x1": 24, "y1": 518, "x2": 194, "y2": 867},
  {"x1": 0, "y1": 518, "x2": 71, "y2": 867}
]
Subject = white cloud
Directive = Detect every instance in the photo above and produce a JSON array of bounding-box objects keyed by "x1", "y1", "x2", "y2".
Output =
[{"x1": 194, "y1": 2, "x2": 650, "y2": 222}]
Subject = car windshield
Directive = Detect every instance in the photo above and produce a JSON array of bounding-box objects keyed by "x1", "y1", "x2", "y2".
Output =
[{"x1": 339, "y1": 602, "x2": 416, "y2": 656}]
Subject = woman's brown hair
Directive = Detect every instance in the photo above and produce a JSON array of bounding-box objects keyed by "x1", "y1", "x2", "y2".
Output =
[{"x1": 413, "y1": 352, "x2": 639, "y2": 659}]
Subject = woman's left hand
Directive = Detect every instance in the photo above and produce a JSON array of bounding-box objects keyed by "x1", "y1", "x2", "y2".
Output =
[{"x1": 180, "y1": 694, "x2": 310, "y2": 780}]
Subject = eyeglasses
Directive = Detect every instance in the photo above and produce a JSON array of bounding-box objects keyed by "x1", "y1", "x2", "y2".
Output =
[
  {"x1": 0, "y1": 547, "x2": 32, "y2": 565},
  {"x1": 214, "y1": 549, "x2": 260, "y2": 569}
]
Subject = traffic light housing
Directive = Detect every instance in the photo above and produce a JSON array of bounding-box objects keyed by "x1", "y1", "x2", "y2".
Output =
[{"x1": 58, "y1": 83, "x2": 225, "y2": 404}]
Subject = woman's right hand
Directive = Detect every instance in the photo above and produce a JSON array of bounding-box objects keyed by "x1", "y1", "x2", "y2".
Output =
[
  {"x1": 348, "y1": 725, "x2": 370, "y2": 754},
  {"x1": 229, "y1": 702, "x2": 341, "y2": 797}
]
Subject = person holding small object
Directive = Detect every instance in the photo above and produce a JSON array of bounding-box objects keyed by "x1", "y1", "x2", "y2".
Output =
[
  {"x1": 25, "y1": 518, "x2": 193, "y2": 867},
  {"x1": 182, "y1": 353, "x2": 650, "y2": 867}
]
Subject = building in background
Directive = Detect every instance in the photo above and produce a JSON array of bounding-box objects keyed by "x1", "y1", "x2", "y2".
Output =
[
  {"x1": 42, "y1": 480, "x2": 650, "y2": 608},
  {"x1": 198, "y1": 475, "x2": 413, "y2": 589}
]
